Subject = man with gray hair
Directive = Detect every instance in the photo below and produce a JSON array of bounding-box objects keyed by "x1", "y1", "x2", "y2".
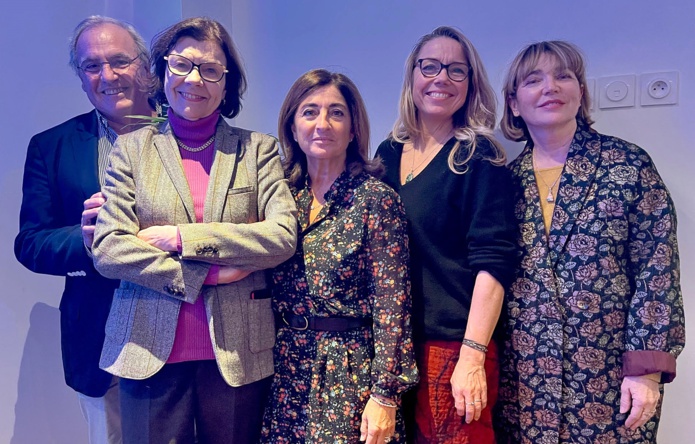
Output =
[{"x1": 14, "y1": 16, "x2": 156, "y2": 444}]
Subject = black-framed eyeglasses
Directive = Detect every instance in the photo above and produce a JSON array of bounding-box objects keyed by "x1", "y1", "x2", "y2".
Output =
[
  {"x1": 164, "y1": 54, "x2": 228, "y2": 83},
  {"x1": 80, "y1": 55, "x2": 140, "y2": 75},
  {"x1": 416, "y1": 58, "x2": 470, "y2": 82}
]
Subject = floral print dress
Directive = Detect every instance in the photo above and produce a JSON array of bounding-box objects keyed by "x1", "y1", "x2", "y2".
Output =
[
  {"x1": 496, "y1": 123, "x2": 685, "y2": 444},
  {"x1": 261, "y1": 171, "x2": 418, "y2": 443}
]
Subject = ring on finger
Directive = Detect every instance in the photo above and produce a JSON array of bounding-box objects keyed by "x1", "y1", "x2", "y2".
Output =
[
  {"x1": 466, "y1": 402, "x2": 475, "y2": 406},
  {"x1": 474, "y1": 400, "x2": 482, "y2": 403}
]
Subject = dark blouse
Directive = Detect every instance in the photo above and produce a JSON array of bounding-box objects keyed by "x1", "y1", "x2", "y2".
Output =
[
  {"x1": 263, "y1": 170, "x2": 418, "y2": 442},
  {"x1": 376, "y1": 137, "x2": 517, "y2": 342}
]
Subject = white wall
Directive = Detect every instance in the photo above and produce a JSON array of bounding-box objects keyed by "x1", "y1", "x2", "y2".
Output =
[
  {"x1": 1, "y1": 0, "x2": 692, "y2": 442},
  {"x1": 229, "y1": 0, "x2": 694, "y2": 442},
  {"x1": 0, "y1": 1, "x2": 181, "y2": 442}
]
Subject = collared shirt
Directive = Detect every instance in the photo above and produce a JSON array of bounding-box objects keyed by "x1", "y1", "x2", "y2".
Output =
[{"x1": 95, "y1": 110, "x2": 119, "y2": 187}]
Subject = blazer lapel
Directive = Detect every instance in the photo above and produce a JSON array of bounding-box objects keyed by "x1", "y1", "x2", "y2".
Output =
[
  {"x1": 204, "y1": 120, "x2": 239, "y2": 223},
  {"x1": 153, "y1": 122, "x2": 196, "y2": 220},
  {"x1": 516, "y1": 146, "x2": 552, "y2": 256},
  {"x1": 547, "y1": 124, "x2": 602, "y2": 266},
  {"x1": 73, "y1": 111, "x2": 100, "y2": 200}
]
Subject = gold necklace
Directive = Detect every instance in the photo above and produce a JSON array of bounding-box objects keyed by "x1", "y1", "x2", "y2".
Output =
[
  {"x1": 309, "y1": 199, "x2": 324, "y2": 211},
  {"x1": 309, "y1": 189, "x2": 325, "y2": 210},
  {"x1": 404, "y1": 138, "x2": 449, "y2": 183},
  {"x1": 532, "y1": 154, "x2": 563, "y2": 203}
]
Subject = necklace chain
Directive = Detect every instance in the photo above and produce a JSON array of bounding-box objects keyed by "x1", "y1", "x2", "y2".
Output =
[
  {"x1": 175, "y1": 135, "x2": 215, "y2": 152},
  {"x1": 309, "y1": 189, "x2": 325, "y2": 211},
  {"x1": 404, "y1": 136, "x2": 450, "y2": 183},
  {"x1": 533, "y1": 154, "x2": 563, "y2": 203}
]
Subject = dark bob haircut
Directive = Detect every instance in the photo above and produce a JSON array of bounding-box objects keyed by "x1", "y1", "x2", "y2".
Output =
[{"x1": 150, "y1": 17, "x2": 247, "y2": 119}]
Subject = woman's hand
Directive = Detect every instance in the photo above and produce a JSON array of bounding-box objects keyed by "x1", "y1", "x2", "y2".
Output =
[
  {"x1": 136, "y1": 225, "x2": 178, "y2": 252},
  {"x1": 621, "y1": 373, "x2": 661, "y2": 430},
  {"x1": 451, "y1": 346, "x2": 487, "y2": 423},
  {"x1": 217, "y1": 266, "x2": 252, "y2": 284},
  {"x1": 359, "y1": 397, "x2": 396, "y2": 443}
]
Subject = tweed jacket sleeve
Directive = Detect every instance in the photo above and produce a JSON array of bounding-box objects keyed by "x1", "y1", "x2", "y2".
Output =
[
  {"x1": 92, "y1": 125, "x2": 209, "y2": 302},
  {"x1": 92, "y1": 120, "x2": 297, "y2": 303},
  {"x1": 177, "y1": 129, "x2": 297, "y2": 271}
]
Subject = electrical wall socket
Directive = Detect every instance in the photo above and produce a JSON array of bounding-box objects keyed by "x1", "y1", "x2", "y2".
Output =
[
  {"x1": 598, "y1": 75, "x2": 636, "y2": 109},
  {"x1": 640, "y1": 71, "x2": 679, "y2": 106}
]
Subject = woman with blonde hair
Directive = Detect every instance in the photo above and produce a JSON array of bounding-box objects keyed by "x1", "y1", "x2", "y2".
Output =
[
  {"x1": 496, "y1": 40, "x2": 685, "y2": 443},
  {"x1": 375, "y1": 26, "x2": 516, "y2": 443}
]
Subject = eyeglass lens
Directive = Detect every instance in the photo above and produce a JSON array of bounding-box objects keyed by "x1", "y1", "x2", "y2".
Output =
[
  {"x1": 418, "y1": 58, "x2": 469, "y2": 82},
  {"x1": 81, "y1": 56, "x2": 138, "y2": 74},
  {"x1": 165, "y1": 54, "x2": 227, "y2": 82}
]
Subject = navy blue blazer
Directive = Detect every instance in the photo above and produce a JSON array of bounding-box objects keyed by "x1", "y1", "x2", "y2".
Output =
[{"x1": 15, "y1": 110, "x2": 119, "y2": 397}]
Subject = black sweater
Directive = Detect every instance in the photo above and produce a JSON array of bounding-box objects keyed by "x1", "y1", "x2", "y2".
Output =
[{"x1": 376, "y1": 137, "x2": 516, "y2": 342}]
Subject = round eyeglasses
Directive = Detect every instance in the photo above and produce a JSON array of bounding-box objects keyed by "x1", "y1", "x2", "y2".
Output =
[
  {"x1": 80, "y1": 55, "x2": 140, "y2": 75},
  {"x1": 416, "y1": 58, "x2": 470, "y2": 82},
  {"x1": 164, "y1": 54, "x2": 228, "y2": 83}
]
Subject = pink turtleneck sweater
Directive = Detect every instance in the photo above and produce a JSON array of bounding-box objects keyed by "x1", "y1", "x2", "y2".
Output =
[{"x1": 167, "y1": 109, "x2": 220, "y2": 364}]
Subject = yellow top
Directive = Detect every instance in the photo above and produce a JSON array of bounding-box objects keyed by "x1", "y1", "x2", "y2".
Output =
[{"x1": 534, "y1": 165, "x2": 563, "y2": 234}]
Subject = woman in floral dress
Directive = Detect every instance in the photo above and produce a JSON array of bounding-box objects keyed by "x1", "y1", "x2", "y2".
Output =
[
  {"x1": 261, "y1": 69, "x2": 418, "y2": 444},
  {"x1": 496, "y1": 41, "x2": 685, "y2": 444}
]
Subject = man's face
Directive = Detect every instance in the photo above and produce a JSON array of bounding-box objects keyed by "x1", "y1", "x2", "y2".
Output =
[{"x1": 75, "y1": 23, "x2": 147, "y2": 127}]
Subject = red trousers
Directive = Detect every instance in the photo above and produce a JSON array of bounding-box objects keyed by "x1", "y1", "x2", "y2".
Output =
[{"x1": 409, "y1": 340, "x2": 499, "y2": 444}]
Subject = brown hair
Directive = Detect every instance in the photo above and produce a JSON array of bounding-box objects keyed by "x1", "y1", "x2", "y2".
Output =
[
  {"x1": 278, "y1": 69, "x2": 382, "y2": 187},
  {"x1": 150, "y1": 17, "x2": 247, "y2": 118}
]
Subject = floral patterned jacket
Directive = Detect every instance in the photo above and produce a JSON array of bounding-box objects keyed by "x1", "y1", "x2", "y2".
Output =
[{"x1": 497, "y1": 122, "x2": 685, "y2": 443}]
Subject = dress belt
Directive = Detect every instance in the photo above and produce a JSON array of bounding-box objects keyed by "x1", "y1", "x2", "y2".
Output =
[{"x1": 276, "y1": 312, "x2": 372, "y2": 332}]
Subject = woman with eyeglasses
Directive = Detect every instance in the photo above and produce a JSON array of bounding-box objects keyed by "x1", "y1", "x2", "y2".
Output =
[
  {"x1": 375, "y1": 26, "x2": 516, "y2": 443},
  {"x1": 91, "y1": 17, "x2": 297, "y2": 443}
]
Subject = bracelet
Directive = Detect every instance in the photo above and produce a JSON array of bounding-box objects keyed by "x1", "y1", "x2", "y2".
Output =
[
  {"x1": 462, "y1": 338, "x2": 488, "y2": 354},
  {"x1": 370, "y1": 395, "x2": 397, "y2": 408}
]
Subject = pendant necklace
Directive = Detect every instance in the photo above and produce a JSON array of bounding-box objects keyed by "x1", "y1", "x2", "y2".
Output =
[
  {"x1": 175, "y1": 135, "x2": 215, "y2": 152},
  {"x1": 533, "y1": 154, "x2": 563, "y2": 203},
  {"x1": 404, "y1": 136, "x2": 449, "y2": 183}
]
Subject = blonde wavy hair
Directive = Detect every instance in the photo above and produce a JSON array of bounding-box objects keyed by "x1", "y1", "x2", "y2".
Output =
[
  {"x1": 391, "y1": 26, "x2": 506, "y2": 173},
  {"x1": 501, "y1": 40, "x2": 594, "y2": 142}
]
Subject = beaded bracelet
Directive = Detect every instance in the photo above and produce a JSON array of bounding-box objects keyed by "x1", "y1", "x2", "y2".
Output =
[
  {"x1": 370, "y1": 395, "x2": 397, "y2": 408},
  {"x1": 462, "y1": 338, "x2": 488, "y2": 354}
]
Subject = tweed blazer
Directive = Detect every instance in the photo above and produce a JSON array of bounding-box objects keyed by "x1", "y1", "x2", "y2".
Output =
[{"x1": 92, "y1": 117, "x2": 297, "y2": 387}]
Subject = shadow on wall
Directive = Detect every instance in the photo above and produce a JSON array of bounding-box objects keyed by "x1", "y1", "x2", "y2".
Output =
[
  {"x1": 12, "y1": 302, "x2": 87, "y2": 444},
  {"x1": 494, "y1": 128, "x2": 524, "y2": 164}
]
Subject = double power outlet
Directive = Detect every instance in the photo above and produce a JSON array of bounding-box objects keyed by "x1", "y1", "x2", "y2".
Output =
[{"x1": 594, "y1": 71, "x2": 679, "y2": 109}]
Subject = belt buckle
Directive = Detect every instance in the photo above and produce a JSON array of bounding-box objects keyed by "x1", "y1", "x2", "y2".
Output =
[{"x1": 282, "y1": 313, "x2": 309, "y2": 331}]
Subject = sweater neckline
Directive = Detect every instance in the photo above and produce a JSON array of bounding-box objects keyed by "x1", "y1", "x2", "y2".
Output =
[{"x1": 168, "y1": 109, "x2": 220, "y2": 145}]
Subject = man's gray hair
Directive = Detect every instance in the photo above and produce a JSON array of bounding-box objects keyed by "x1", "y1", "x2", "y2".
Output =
[{"x1": 68, "y1": 16, "x2": 149, "y2": 76}]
